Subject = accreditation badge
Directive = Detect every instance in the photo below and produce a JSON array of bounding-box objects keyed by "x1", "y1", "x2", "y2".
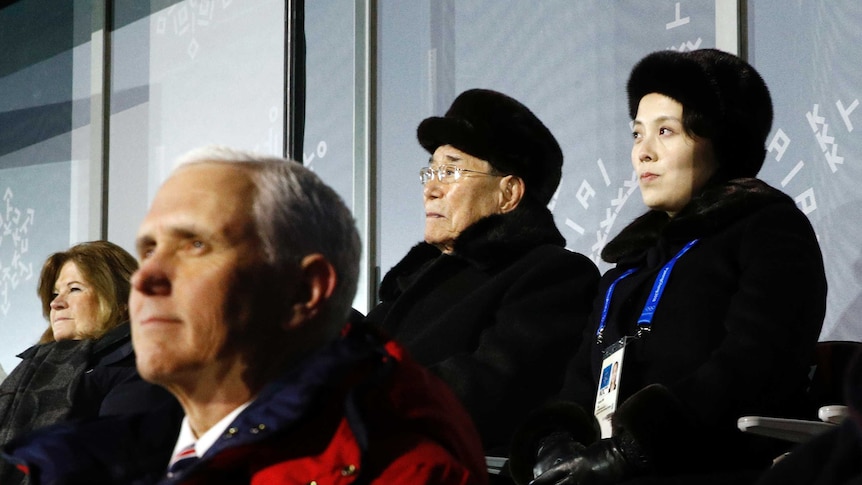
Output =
[{"x1": 594, "y1": 337, "x2": 629, "y2": 439}]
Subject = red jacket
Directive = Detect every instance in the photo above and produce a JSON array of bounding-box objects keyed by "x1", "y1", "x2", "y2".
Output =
[{"x1": 3, "y1": 325, "x2": 489, "y2": 485}]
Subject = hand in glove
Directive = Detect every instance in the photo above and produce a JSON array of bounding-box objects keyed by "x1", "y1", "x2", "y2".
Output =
[
  {"x1": 529, "y1": 435, "x2": 645, "y2": 485},
  {"x1": 532, "y1": 431, "x2": 586, "y2": 479}
]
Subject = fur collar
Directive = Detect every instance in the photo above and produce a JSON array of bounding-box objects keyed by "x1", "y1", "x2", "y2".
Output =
[
  {"x1": 601, "y1": 178, "x2": 793, "y2": 263},
  {"x1": 453, "y1": 201, "x2": 566, "y2": 263},
  {"x1": 379, "y1": 203, "x2": 565, "y2": 299}
]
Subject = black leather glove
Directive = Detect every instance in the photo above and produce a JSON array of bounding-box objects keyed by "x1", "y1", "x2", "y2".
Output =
[
  {"x1": 532, "y1": 431, "x2": 586, "y2": 478},
  {"x1": 529, "y1": 435, "x2": 645, "y2": 485}
]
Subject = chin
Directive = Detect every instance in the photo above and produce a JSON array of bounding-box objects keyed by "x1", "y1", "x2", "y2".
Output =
[
  {"x1": 425, "y1": 239, "x2": 451, "y2": 253},
  {"x1": 423, "y1": 234, "x2": 443, "y2": 247},
  {"x1": 641, "y1": 198, "x2": 660, "y2": 211},
  {"x1": 52, "y1": 330, "x2": 73, "y2": 341},
  {"x1": 135, "y1": 363, "x2": 167, "y2": 386},
  {"x1": 134, "y1": 346, "x2": 180, "y2": 384},
  {"x1": 641, "y1": 197, "x2": 670, "y2": 213},
  {"x1": 136, "y1": 360, "x2": 187, "y2": 389}
]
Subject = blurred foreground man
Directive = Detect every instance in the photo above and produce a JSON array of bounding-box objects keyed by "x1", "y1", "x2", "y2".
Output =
[{"x1": 2, "y1": 146, "x2": 488, "y2": 485}]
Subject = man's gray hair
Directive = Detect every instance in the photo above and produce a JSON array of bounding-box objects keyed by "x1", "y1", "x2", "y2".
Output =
[{"x1": 176, "y1": 145, "x2": 361, "y2": 331}]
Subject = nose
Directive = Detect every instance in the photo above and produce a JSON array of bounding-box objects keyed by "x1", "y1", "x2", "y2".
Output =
[
  {"x1": 131, "y1": 252, "x2": 172, "y2": 296},
  {"x1": 423, "y1": 176, "x2": 443, "y2": 200},
  {"x1": 50, "y1": 294, "x2": 67, "y2": 310},
  {"x1": 634, "y1": 135, "x2": 655, "y2": 163}
]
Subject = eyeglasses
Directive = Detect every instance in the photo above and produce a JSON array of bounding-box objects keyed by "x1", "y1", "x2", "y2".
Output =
[{"x1": 419, "y1": 165, "x2": 502, "y2": 185}]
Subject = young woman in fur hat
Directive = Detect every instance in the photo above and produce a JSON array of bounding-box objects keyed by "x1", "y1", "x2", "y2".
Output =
[{"x1": 510, "y1": 49, "x2": 827, "y2": 485}]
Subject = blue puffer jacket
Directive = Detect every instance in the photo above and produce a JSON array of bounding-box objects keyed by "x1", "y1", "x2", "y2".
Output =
[{"x1": 2, "y1": 324, "x2": 489, "y2": 485}]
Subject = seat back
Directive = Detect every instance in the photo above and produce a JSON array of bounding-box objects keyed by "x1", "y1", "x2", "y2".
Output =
[
  {"x1": 807, "y1": 340, "x2": 862, "y2": 409},
  {"x1": 737, "y1": 341, "x2": 862, "y2": 443}
]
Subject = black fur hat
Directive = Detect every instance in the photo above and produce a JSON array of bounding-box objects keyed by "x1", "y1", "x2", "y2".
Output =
[
  {"x1": 627, "y1": 48, "x2": 773, "y2": 179},
  {"x1": 417, "y1": 88, "x2": 563, "y2": 205}
]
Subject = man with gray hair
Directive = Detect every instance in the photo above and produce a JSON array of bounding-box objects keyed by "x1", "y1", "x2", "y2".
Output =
[{"x1": 2, "y1": 146, "x2": 488, "y2": 485}]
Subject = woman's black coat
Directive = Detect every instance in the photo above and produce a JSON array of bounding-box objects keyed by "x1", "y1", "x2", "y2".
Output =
[
  {"x1": 69, "y1": 323, "x2": 176, "y2": 419},
  {"x1": 365, "y1": 204, "x2": 600, "y2": 452},
  {"x1": 553, "y1": 178, "x2": 827, "y2": 475},
  {"x1": 0, "y1": 323, "x2": 178, "y2": 485}
]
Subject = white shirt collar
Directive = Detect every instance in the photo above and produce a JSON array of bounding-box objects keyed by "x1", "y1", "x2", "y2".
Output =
[{"x1": 169, "y1": 400, "x2": 253, "y2": 464}]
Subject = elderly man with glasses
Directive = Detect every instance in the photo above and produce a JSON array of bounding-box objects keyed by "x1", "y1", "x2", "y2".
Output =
[{"x1": 364, "y1": 89, "x2": 600, "y2": 465}]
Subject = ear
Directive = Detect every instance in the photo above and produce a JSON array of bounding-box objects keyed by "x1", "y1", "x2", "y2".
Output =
[
  {"x1": 498, "y1": 175, "x2": 525, "y2": 214},
  {"x1": 284, "y1": 254, "x2": 338, "y2": 329}
]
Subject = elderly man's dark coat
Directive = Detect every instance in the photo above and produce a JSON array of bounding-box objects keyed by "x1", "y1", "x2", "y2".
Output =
[{"x1": 365, "y1": 204, "x2": 600, "y2": 452}]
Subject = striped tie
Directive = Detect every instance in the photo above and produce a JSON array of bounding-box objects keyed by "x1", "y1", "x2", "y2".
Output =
[{"x1": 167, "y1": 443, "x2": 197, "y2": 477}]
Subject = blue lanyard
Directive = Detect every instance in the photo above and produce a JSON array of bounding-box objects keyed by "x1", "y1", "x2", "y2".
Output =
[{"x1": 596, "y1": 239, "x2": 699, "y2": 343}]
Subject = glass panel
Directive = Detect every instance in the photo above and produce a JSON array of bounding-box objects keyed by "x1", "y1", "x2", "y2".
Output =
[
  {"x1": 377, "y1": 1, "x2": 717, "y2": 280},
  {"x1": 0, "y1": 0, "x2": 96, "y2": 375},
  {"x1": 305, "y1": 0, "x2": 372, "y2": 311},
  {"x1": 108, "y1": 0, "x2": 286, "y2": 250},
  {"x1": 303, "y1": 0, "x2": 356, "y2": 210},
  {"x1": 749, "y1": 0, "x2": 862, "y2": 341}
]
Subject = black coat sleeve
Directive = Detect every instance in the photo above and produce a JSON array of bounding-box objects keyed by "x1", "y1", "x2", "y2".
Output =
[{"x1": 432, "y1": 247, "x2": 600, "y2": 452}]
